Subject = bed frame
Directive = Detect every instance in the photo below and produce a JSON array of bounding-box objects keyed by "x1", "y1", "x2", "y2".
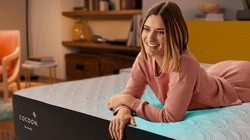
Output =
[
  {"x1": 13, "y1": 96, "x2": 170, "y2": 140},
  {"x1": 13, "y1": 72, "x2": 173, "y2": 140}
]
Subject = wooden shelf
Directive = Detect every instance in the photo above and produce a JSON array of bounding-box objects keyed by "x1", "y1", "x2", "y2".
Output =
[
  {"x1": 62, "y1": 10, "x2": 142, "y2": 18},
  {"x1": 62, "y1": 41, "x2": 140, "y2": 53},
  {"x1": 62, "y1": 10, "x2": 141, "y2": 54}
]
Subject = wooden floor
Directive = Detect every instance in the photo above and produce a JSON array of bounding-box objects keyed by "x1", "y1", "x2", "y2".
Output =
[
  {"x1": 0, "y1": 76, "x2": 65, "y2": 140},
  {"x1": 0, "y1": 120, "x2": 15, "y2": 140}
]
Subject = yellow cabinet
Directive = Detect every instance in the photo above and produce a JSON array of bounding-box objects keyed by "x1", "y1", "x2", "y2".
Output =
[{"x1": 187, "y1": 21, "x2": 250, "y2": 63}]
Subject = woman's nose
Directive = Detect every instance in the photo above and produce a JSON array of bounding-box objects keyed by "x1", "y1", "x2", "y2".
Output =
[{"x1": 148, "y1": 31, "x2": 156, "y2": 41}]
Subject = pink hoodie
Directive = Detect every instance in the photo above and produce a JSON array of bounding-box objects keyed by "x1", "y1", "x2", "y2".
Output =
[{"x1": 123, "y1": 50, "x2": 250, "y2": 122}]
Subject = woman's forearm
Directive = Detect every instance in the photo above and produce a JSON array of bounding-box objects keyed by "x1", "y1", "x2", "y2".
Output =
[
  {"x1": 108, "y1": 93, "x2": 137, "y2": 109},
  {"x1": 123, "y1": 94, "x2": 137, "y2": 108}
]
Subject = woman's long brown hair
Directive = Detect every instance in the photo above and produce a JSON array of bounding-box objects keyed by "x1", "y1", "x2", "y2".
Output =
[{"x1": 140, "y1": 1, "x2": 189, "y2": 72}]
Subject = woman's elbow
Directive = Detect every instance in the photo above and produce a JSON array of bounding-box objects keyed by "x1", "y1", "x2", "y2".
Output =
[{"x1": 162, "y1": 113, "x2": 184, "y2": 123}]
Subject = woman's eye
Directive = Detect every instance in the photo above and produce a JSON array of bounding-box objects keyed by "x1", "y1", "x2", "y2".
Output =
[
  {"x1": 143, "y1": 27, "x2": 150, "y2": 32},
  {"x1": 157, "y1": 31, "x2": 165, "y2": 35}
]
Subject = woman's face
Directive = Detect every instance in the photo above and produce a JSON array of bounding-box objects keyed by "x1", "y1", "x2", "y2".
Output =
[{"x1": 142, "y1": 15, "x2": 165, "y2": 58}]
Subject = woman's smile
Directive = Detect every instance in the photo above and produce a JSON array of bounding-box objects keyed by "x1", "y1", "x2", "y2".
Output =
[
  {"x1": 146, "y1": 42, "x2": 160, "y2": 49},
  {"x1": 142, "y1": 15, "x2": 165, "y2": 57}
]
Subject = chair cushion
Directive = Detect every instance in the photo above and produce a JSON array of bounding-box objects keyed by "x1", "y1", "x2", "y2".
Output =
[{"x1": 0, "y1": 31, "x2": 17, "y2": 69}]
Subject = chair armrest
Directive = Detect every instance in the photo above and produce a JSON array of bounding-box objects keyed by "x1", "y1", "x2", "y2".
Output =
[
  {"x1": 1, "y1": 47, "x2": 21, "y2": 83},
  {"x1": 1, "y1": 47, "x2": 20, "y2": 64}
]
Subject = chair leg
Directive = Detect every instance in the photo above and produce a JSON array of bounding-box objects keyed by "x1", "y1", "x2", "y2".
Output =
[
  {"x1": 3, "y1": 83, "x2": 9, "y2": 103},
  {"x1": 16, "y1": 77, "x2": 21, "y2": 90}
]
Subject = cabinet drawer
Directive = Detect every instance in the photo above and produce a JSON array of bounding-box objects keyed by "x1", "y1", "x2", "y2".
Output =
[
  {"x1": 65, "y1": 53, "x2": 100, "y2": 80},
  {"x1": 100, "y1": 54, "x2": 135, "y2": 76}
]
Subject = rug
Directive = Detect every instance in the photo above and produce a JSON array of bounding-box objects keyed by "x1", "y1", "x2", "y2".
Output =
[
  {"x1": 0, "y1": 100, "x2": 13, "y2": 121},
  {"x1": 0, "y1": 81, "x2": 48, "y2": 120}
]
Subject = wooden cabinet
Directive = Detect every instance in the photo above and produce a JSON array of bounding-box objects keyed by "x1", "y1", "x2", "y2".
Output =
[
  {"x1": 187, "y1": 21, "x2": 250, "y2": 63},
  {"x1": 65, "y1": 53, "x2": 100, "y2": 80},
  {"x1": 62, "y1": 10, "x2": 142, "y2": 80},
  {"x1": 65, "y1": 53, "x2": 135, "y2": 80}
]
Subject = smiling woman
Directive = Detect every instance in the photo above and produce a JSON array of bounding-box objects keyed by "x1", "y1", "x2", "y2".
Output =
[{"x1": 107, "y1": 1, "x2": 250, "y2": 140}]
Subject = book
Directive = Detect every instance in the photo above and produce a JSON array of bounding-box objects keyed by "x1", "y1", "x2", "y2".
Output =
[
  {"x1": 24, "y1": 59, "x2": 56, "y2": 67},
  {"x1": 135, "y1": 14, "x2": 142, "y2": 47},
  {"x1": 205, "y1": 13, "x2": 224, "y2": 21},
  {"x1": 126, "y1": 20, "x2": 134, "y2": 46},
  {"x1": 126, "y1": 14, "x2": 142, "y2": 47},
  {"x1": 28, "y1": 56, "x2": 54, "y2": 62}
]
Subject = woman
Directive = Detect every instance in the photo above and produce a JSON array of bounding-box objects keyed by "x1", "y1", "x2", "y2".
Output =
[{"x1": 107, "y1": 1, "x2": 250, "y2": 140}]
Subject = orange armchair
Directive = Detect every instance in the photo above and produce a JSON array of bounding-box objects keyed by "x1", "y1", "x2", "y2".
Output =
[{"x1": 0, "y1": 30, "x2": 21, "y2": 103}]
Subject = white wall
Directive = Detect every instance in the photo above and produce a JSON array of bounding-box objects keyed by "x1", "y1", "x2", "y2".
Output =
[
  {"x1": 0, "y1": 0, "x2": 27, "y2": 67},
  {"x1": 29, "y1": 0, "x2": 77, "y2": 79},
  {"x1": 29, "y1": 0, "x2": 131, "y2": 79},
  {"x1": 143, "y1": 0, "x2": 244, "y2": 20}
]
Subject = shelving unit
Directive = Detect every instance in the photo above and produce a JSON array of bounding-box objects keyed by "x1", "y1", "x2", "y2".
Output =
[
  {"x1": 62, "y1": 9, "x2": 142, "y2": 18},
  {"x1": 62, "y1": 10, "x2": 142, "y2": 53},
  {"x1": 62, "y1": 9, "x2": 142, "y2": 80},
  {"x1": 62, "y1": 41, "x2": 140, "y2": 53}
]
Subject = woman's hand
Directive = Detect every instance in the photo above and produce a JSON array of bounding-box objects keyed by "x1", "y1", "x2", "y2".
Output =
[
  {"x1": 109, "y1": 107, "x2": 136, "y2": 140},
  {"x1": 107, "y1": 94, "x2": 136, "y2": 110}
]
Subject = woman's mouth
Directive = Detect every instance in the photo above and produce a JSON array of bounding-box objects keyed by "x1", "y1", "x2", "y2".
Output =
[{"x1": 147, "y1": 42, "x2": 159, "y2": 49}]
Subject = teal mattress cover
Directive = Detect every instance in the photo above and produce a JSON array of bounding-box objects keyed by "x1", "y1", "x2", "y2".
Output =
[{"x1": 137, "y1": 86, "x2": 250, "y2": 139}]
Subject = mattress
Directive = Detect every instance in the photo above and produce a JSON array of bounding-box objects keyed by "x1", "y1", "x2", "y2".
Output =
[{"x1": 13, "y1": 64, "x2": 250, "y2": 140}]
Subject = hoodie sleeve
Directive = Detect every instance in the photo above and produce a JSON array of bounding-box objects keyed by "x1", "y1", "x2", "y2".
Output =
[
  {"x1": 123, "y1": 55, "x2": 147, "y2": 99},
  {"x1": 130, "y1": 55, "x2": 199, "y2": 122}
]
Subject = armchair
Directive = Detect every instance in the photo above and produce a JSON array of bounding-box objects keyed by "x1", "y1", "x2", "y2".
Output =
[{"x1": 0, "y1": 30, "x2": 21, "y2": 103}]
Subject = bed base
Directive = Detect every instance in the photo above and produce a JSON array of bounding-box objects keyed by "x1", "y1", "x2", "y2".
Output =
[{"x1": 13, "y1": 95, "x2": 173, "y2": 140}]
